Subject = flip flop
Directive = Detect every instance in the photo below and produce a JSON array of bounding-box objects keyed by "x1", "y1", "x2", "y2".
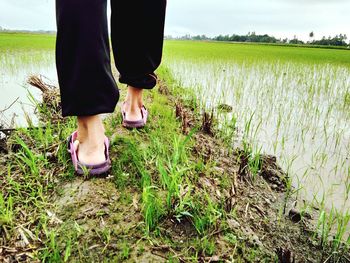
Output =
[
  {"x1": 121, "y1": 101, "x2": 148, "y2": 129},
  {"x1": 67, "y1": 131, "x2": 111, "y2": 176}
]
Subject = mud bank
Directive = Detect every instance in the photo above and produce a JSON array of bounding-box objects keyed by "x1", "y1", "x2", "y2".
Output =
[{"x1": 0, "y1": 74, "x2": 349, "y2": 262}]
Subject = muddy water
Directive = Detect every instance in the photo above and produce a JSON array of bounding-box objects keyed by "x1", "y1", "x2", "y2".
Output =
[
  {"x1": 165, "y1": 59, "x2": 350, "y2": 212},
  {"x1": 0, "y1": 50, "x2": 57, "y2": 127}
]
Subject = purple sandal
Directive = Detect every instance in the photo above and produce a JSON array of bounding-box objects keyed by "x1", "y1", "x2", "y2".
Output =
[
  {"x1": 121, "y1": 101, "x2": 148, "y2": 129},
  {"x1": 67, "y1": 131, "x2": 111, "y2": 176}
]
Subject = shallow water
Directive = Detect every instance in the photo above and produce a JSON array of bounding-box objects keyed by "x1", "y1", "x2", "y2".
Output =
[
  {"x1": 164, "y1": 58, "x2": 350, "y2": 212},
  {"x1": 0, "y1": 50, "x2": 57, "y2": 127}
]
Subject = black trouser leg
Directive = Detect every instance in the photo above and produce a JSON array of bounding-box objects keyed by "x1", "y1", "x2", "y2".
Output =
[
  {"x1": 56, "y1": 0, "x2": 119, "y2": 117},
  {"x1": 110, "y1": 0, "x2": 167, "y2": 89}
]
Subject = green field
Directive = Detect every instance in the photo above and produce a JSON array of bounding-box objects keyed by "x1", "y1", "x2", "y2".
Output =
[
  {"x1": 1, "y1": 32, "x2": 350, "y2": 65},
  {"x1": 164, "y1": 40, "x2": 350, "y2": 67},
  {"x1": 163, "y1": 38, "x2": 350, "y2": 211},
  {"x1": 0, "y1": 33, "x2": 349, "y2": 262},
  {"x1": 0, "y1": 33, "x2": 55, "y2": 74},
  {"x1": 162, "y1": 38, "x2": 350, "y2": 261},
  {"x1": 0, "y1": 32, "x2": 55, "y2": 50}
]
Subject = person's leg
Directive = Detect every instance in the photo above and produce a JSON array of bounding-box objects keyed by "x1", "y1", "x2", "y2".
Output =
[
  {"x1": 56, "y1": 0, "x2": 119, "y2": 164},
  {"x1": 110, "y1": 0, "x2": 167, "y2": 121}
]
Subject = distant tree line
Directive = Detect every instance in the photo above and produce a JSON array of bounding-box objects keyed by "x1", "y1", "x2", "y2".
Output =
[
  {"x1": 214, "y1": 32, "x2": 279, "y2": 43},
  {"x1": 165, "y1": 32, "x2": 349, "y2": 48},
  {"x1": 0, "y1": 26, "x2": 56, "y2": 35},
  {"x1": 309, "y1": 33, "x2": 348, "y2": 46}
]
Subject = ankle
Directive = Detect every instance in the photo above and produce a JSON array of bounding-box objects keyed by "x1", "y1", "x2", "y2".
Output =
[
  {"x1": 126, "y1": 102, "x2": 142, "y2": 111},
  {"x1": 79, "y1": 139, "x2": 105, "y2": 152},
  {"x1": 126, "y1": 86, "x2": 143, "y2": 105},
  {"x1": 77, "y1": 115, "x2": 105, "y2": 139}
]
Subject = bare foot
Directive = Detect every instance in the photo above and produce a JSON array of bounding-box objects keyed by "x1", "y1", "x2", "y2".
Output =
[
  {"x1": 124, "y1": 102, "x2": 142, "y2": 121},
  {"x1": 75, "y1": 115, "x2": 106, "y2": 165},
  {"x1": 124, "y1": 85, "x2": 143, "y2": 121}
]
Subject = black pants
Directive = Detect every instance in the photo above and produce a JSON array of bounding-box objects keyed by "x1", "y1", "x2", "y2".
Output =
[{"x1": 55, "y1": 0, "x2": 167, "y2": 117}]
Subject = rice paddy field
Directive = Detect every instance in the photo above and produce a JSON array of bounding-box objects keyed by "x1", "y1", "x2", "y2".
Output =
[
  {"x1": 162, "y1": 40, "x2": 350, "y2": 213},
  {"x1": 1, "y1": 33, "x2": 350, "y2": 261},
  {"x1": 0, "y1": 33, "x2": 56, "y2": 127}
]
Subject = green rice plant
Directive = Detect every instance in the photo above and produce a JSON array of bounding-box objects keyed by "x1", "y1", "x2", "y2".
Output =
[
  {"x1": 240, "y1": 141, "x2": 263, "y2": 183},
  {"x1": 332, "y1": 210, "x2": 350, "y2": 252},
  {"x1": 217, "y1": 112, "x2": 237, "y2": 146},
  {"x1": 172, "y1": 129, "x2": 195, "y2": 165},
  {"x1": 242, "y1": 139, "x2": 252, "y2": 160},
  {"x1": 157, "y1": 161, "x2": 180, "y2": 208},
  {"x1": 243, "y1": 111, "x2": 255, "y2": 141},
  {"x1": 162, "y1": 163, "x2": 193, "y2": 210},
  {"x1": 197, "y1": 236, "x2": 216, "y2": 256},
  {"x1": 28, "y1": 123, "x2": 54, "y2": 150},
  {"x1": 0, "y1": 193, "x2": 13, "y2": 226},
  {"x1": 191, "y1": 193, "x2": 222, "y2": 235},
  {"x1": 284, "y1": 154, "x2": 298, "y2": 176},
  {"x1": 344, "y1": 91, "x2": 350, "y2": 108},
  {"x1": 156, "y1": 131, "x2": 195, "y2": 209},
  {"x1": 14, "y1": 135, "x2": 43, "y2": 176},
  {"x1": 141, "y1": 184, "x2": 164, "y2": 234},
  {"x1": 192, "y1": 212, "x2": 210, "y2": 235},
  {"x1": 345, "y1": 167, "x2": 350, "y2": 201},
  {"x1": 4, "y1": 165, "x2": 22, "y2": 198},
  {"x1": 174, "y1": 182, "x2": 195, "y2": 222},
  {"x1": 40, "y1": 231, "x2": 62, "y2": 263},
  {"x1": 63, "y1": 238, "x2": 72, "y2": 262},
  {"x1": 157, "y1": 161, "x2": 170, "y2": 190},
  {"x1": 120, "y1": 241, "x2": 131, "y2": 260},
  {"x1": 315, "y1": 207, "x2": 336, "y2": 247},
  {"x1": 248, "y1": 147, "x2": 262, "y2": 182}
]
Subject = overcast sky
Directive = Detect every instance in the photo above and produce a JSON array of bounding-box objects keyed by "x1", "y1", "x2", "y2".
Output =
[{"x1": 0, "y1": 0, "x2": 349, "y2": 41}]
